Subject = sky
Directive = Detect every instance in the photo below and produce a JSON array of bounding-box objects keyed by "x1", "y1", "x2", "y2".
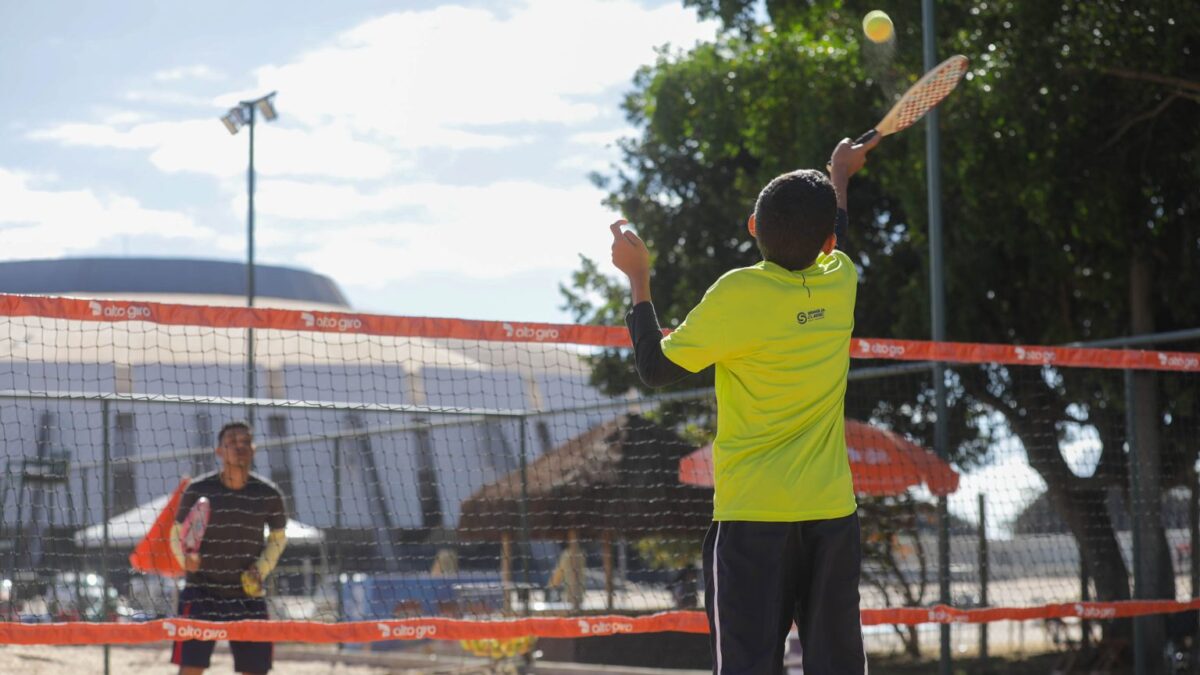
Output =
[{"x1": 0, "y1": 0, "x2": 719, "y2": 322}]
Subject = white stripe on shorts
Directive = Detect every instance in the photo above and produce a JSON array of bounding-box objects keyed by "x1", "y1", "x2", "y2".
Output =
[{"x1": 712, "y1": 522, "x2": 723, "y2": 675}]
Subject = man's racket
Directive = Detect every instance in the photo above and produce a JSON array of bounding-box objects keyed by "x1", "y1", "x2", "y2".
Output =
[
  {"x1": 854, "y1": 54, "x2": 969, "y2": 144},
  {"x1": 179, "y1": 496, "x2": 211, "y2": 555}
]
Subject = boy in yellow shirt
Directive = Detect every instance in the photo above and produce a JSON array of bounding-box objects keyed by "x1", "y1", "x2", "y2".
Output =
[{"x1": 610, "y1": 135, "x2": 879, "y2": 674}]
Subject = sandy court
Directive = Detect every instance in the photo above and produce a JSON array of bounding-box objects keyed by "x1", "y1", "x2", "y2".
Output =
[{"x1": 0, "y1": 643, "x2": 409, "y2": 675}]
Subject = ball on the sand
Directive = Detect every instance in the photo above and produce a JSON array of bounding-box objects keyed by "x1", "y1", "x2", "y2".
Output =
[{"x1": 863, "y1": 10, "x2": 894, "y2": 43}]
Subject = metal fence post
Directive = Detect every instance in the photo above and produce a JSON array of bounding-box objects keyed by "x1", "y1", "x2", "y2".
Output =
[
  {"x1": 978, "y1": 493, "x2": 988, "y2": 664},
  {"x1": 1124, "y1": 370, "x2": 1145, "y2": 675},
  {"x1": 1192, "y1": 466, "x2": 1200, "y2": 666}
]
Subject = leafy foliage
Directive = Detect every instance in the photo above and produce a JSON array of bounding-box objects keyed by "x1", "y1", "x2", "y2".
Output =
[{"x1": 565, "y1": 0, "x2": 1200, "y2": 637}]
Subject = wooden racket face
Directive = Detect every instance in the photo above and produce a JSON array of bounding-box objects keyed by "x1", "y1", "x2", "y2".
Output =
[{"x1": 878, "y1": 54, "x2": 969, "y2": 136}]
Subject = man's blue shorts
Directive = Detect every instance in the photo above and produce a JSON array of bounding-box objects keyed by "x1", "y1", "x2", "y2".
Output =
[{"x1": 170, "y1": 585, "x2": 272, "y2": 673}]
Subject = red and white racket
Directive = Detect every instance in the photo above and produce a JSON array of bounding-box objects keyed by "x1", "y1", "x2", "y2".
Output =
[
  {"x1": 179, "y1": 496, "x2": 211, "y2": 555},
  {"x1": 854, "y1": 54, "x2": 969, "y2": 144}
]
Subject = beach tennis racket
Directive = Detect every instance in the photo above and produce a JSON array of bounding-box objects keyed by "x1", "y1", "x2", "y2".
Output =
[
  {"x1": 829, "y1": 54, "x2": 969, "y2": 170},
  {"x1": 179, "y1": 496, "x2": 211, "y2": 555},
  {"x1": 855, "y1": 54, "x2": 969, "y2": 143}
]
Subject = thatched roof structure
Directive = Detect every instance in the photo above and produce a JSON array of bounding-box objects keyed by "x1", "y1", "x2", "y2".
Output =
[{"x1": 458, "y1": 413, "x2": 711, "y2": 541}]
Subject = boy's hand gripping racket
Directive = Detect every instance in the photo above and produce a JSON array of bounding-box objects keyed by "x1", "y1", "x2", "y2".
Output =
[
  {"x1": 179, "y1": 496, "x2": 211, "y2": 556},
  {"x1": 830, "y1": 54, "x2": 969, "y2": 170}
]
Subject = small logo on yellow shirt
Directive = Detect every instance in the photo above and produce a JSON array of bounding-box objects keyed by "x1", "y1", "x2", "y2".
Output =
[{"x1": 796, "y1": 309, "x2": 825, "y2": 325}]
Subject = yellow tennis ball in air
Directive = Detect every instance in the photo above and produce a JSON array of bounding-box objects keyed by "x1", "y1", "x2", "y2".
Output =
[{"x1": 863, "y1": 10, "x2": 894, "y2": 43}]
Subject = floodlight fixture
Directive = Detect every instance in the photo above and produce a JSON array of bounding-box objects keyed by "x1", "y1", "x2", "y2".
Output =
[
  {"x1": 255, "y1": 95, "x2": 278, "y2": 121},
  {"x1": 220, "y1": 107, "x2": 245, "y2": 135}
]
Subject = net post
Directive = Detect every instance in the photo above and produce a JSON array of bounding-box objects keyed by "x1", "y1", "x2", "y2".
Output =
[
  {"x1": 1125, "y1": 369, "x2": 1146, "y2": 675},
  {"x1": 518, "y1": 415, "x2": 532, "y2": 616},
  {"x1": 935, "y1": 366, "x2": 951, "y2": 670},
  {"x1": 333, "y1": 435, "x2": 343, "y2": 648},
  {"x1": 0, "y1": 488, "x2": 6, "y2": 619},
  {"x1": 101, "y1": 398, "x2": 111, "y2": 675},
  {"x1": 1080, "y1": 555, "x2": 1090, "y2": 651}
]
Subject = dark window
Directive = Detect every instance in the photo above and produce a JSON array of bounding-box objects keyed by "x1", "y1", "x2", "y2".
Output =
[{"x1": 112, "y1": 412, "x2": 137, "y2": 514}]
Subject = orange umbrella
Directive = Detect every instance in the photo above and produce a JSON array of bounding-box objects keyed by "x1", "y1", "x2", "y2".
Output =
[{"x1": 678, "y1": 419, "x2": 959, "y2": 496}]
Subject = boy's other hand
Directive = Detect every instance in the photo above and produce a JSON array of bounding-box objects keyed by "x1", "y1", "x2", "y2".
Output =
[
  {"x1": 609, "y1": 219, "x2": 650, "y2": 283},
  {"x1": 184, "y1": 553, "x2": 201, "y2": 572},
  {"x1": 829, "y1": 133, "x2": 882, "y2": 183}
]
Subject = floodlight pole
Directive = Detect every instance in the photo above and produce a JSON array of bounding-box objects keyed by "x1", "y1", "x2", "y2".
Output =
[
  {"x1": 222, "y1": 91, "x2": 277, "y2": 424},
  {"x1": 921, "y1": 2, "x2": 952, "y2": 674},
  {"x1": 247, "y1": 100, "x2": 256, "y2": 310},
  {"x1": 245, "y1": 99, "x2": 257, "y2": 424}
]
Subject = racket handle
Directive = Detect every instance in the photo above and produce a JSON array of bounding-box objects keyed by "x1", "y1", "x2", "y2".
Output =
[
  {"x1": 826, "y1": 129, "x2": 882, "y2": 173},
  {"x1": 853, "y1": 129, "x2": 879, "y2": 145}
]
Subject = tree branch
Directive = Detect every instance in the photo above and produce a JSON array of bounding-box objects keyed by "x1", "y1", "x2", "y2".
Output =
[
  {"x1": 1099, "y1": 67, "x2": 1200, "y2": 94},
  {"x1": 1099, "y1": 93, "x2": 1181, "y2": 152}
]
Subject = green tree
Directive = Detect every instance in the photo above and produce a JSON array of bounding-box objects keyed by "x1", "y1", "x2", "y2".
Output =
[{"x1": 563, "y1": 0, "x2": 1200, "y2": 656}]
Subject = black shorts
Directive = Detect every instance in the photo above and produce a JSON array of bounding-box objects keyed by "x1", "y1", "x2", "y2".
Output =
[
  {"x1": 702, "y1": 513, "x2": 865, "y2": 675},
  {"x1": 171, "y1": 585, "x2": 272, "y2": 673}
]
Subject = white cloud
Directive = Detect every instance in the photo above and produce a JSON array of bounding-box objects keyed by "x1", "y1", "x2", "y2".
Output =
[
  {"x1": 152, "y1": 64, "x2": 222, "y2": 82},
  {"x1": 122, "y1": 90, "x2": 215, "y2": 107},
  {"x1": 557, "y1": 126, "x2": 637, "y2": 172},
  {"x1": 568, "y1": 127, "x2": 637, "y2": 148},
  {"x1": 32, "y1": 120, "x2": 396, "y2": 180},
  {"x1": 277, "y1": 179, "x2": 618, "y2": 286},
  {"x1": 554, "y1": 153, "x2": 612, "y2": 174},
  {"x1": 249, "y1": 179, "x2": 401, "y2": 220},
  {"x1": 101, "y1": 111, "x2": 150, "y2": 126},
  {"x1": 34, "y1": 0, "x2": 715, "y2": 166},
  {"x1": 251, "y1": 0, "x2": 714, "y2": 145},
  {"x1": 0, "y1": 168, "x2": 213, "y2": 259},
  {"x1": 32, "y1": 122, "x2": 157, "y2": 150}
]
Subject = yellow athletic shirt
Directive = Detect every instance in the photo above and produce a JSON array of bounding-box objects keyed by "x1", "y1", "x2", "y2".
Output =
[{"x1": 661, "y1": 252, "x2": 858, "y2": 522}]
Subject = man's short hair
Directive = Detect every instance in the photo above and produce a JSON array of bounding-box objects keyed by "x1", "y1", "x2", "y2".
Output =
[
  {"x1": 753, "y1": 169, "x2": 837, "y2": 271},
  {"x1": 218, "y1": 421, "x2": 253, "y2": 445}
]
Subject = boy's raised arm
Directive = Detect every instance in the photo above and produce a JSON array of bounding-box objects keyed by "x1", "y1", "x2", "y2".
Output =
[
  {"x1": 610, "y1": 219, "x2": 651, "y2": 305},
  {"x1": 609, "y1": 219, "x2": 693, "y2": 388},
  {"x1": 828, "y1": 133, "x2": 881, "y2": 244}
]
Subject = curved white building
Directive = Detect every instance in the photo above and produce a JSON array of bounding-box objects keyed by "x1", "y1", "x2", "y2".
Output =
[{"x1": 0, "y1": 258, "x2": 611, "y2": 578}]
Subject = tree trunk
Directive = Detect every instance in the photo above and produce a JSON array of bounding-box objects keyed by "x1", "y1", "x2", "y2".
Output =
[
  {"x1": 1054, "y1": 485, "x2": 1131, "y2": 603},
  {"x1": 904, "y1": 625, "x2": 920, "y2": 659},
  {"x1": 1004, "y1": 397, "x2": 1132, "y2": 642},
  {"x1": 1129, "y1": 249, "x2": 1172, "y2": 665}
]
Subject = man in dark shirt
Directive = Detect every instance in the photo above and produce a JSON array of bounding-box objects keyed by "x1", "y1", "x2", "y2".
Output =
[{"x1": 170, "y1": 421, "x2": 287, "y2": 675}]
